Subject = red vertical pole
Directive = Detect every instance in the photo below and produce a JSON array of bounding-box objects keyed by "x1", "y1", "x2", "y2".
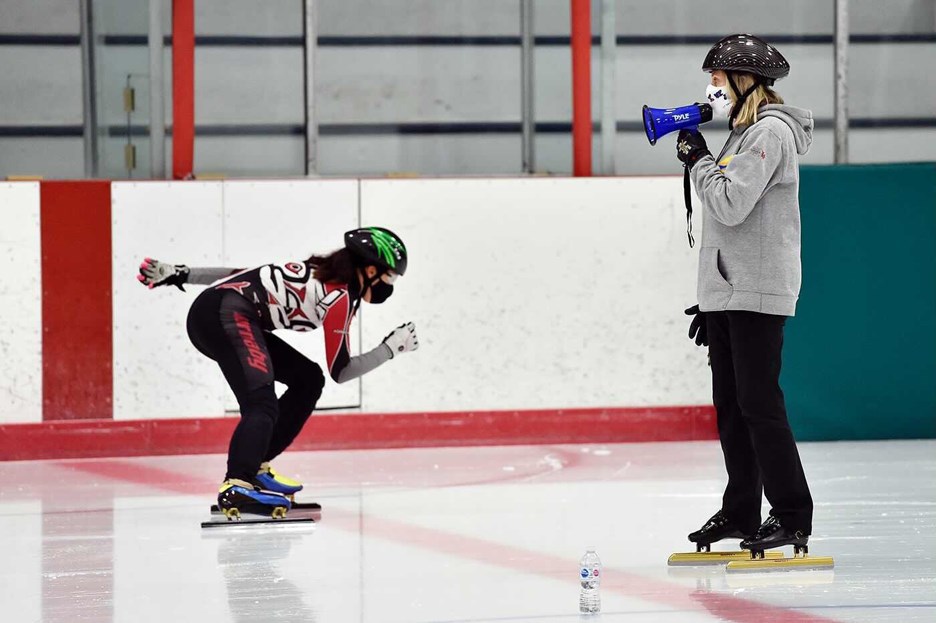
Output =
[
  {"x1": 172, "y1": 0, "x2": 194, "y2": 179},
  {"x1": 570, "y1": 0, "x2": 592, "y2": 176}
]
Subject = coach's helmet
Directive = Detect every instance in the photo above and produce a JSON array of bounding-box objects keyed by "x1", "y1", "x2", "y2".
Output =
[
  {"x1": 702, "y1": 34, "x2": 790, "y2": 85},
  {"x1": 702, "y1": 34, "x2": 789, "y2": 129}
]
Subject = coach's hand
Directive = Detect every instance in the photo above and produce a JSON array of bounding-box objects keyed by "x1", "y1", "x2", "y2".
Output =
[
  {"x1": 685, "y1": 305, "x2": 708, "y2": 347},
  {"x1": 676, "y1": 129, "x2": 711, "y2": 169}
]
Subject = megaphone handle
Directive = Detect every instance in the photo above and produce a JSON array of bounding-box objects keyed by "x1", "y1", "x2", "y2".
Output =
[{"x1": 686, "y1": 125, "x2": 699, "y2": 134}]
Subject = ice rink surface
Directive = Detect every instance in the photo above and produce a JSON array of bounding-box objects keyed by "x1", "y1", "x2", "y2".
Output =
[{"x1": 1, "y1": 439, "x2": 933, "y2": 623}]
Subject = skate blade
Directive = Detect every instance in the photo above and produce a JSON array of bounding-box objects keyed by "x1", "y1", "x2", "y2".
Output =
[
  {"x1": 204, "y1": 501, "x2": 321, "y2": 528},
  {"x1": 668, "y1": 551, "x2": 783, "y2": 566},
  {"x1": 200, "y1": 514, "x2": 315, "y2": 529},
  {"x1": 726, "y1": 555, "x2": 834, "y2": 573}
]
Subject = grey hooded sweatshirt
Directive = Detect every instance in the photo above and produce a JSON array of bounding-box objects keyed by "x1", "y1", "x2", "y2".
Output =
[{"x1": 690, "y1": 104, "x2": 813, "y2": 316}]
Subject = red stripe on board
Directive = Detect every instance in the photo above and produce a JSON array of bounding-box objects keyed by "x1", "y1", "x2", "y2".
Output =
[
  {"x1": 172, "y1": 0, "x2": 195, "y2": 179},
  {"x1": 0, "y1": 406, "x2": 716, "y2": 461},
  {"x1": 40, "y1": 181, "x2": 113, "y2": 421}
]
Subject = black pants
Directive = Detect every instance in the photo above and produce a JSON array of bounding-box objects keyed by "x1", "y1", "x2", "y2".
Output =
[
  {"x1": 707, "y1": 310, "x2": 813, "y2": 535},
  {"x1": 186, "y1": 288, "x2": 325, "y2": 482}
]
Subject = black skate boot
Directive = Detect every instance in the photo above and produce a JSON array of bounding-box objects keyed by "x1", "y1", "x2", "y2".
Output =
[
  {"x1": 668, "y1": 510, "x2": 767, "y2": 565},
  {"x1": 217, "y1": 478, "x2": 292, "y2": 521},
  {"x1": 740, "y1": 516, "x2": 809, "y2": 558},
  {"x1": 687, "y1": 510, "x2": 750, "y2": 552}
]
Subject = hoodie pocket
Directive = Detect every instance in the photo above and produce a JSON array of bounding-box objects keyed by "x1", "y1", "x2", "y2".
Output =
[{"x1": 698, "y1": 247, "x2": 733, "y2": 310}]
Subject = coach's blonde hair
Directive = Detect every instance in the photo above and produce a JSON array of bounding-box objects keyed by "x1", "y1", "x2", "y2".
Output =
[{"x1": 726, "y1": 72, "x2": 784, "y2": 127}]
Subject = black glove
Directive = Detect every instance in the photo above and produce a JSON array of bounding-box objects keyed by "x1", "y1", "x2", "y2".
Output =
[
  {"x1": 138, "y1": 257, "x2": 190, "y2": 291},
  {"x1": 676, "y1": 129, "x2": 711, "y2": 170},
  {"x1": 685, "y1": 305, "x2": 708, "y2": 347}
]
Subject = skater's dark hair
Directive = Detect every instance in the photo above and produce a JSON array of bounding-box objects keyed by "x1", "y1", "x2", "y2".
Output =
[{"x1": 306, "y1": 248, "x2": 359, "y2": 285}]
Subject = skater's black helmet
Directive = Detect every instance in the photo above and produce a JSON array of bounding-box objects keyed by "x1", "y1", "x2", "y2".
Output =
[
  {"x1": 702, "y1": 34, "x2": 790, "y2": 85},
  {"x1": 344, "y1": 227, "x2": 408, "y2": 276}
]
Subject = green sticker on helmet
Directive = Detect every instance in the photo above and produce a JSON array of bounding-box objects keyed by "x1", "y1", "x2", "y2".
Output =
[{"x1": 369, "y1": 227, "x2": 402, "y2": 269}]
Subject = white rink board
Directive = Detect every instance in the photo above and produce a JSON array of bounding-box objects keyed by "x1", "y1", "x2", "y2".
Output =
[
  {"x1": 111, "y1": 182, "x2": 230, "y2": 421},
  {"x1": 110, "y1": 177, "x2": 713, "y2": 419},
  {"x1": 220, "y1": 180, "x2": 360, "y2": 409},
  {"x1": 359, "y1": 177, "x2": 711, "y2": 412},
  {"x1": 0, "y1": 183, "x2": 42, "y2": 424}
]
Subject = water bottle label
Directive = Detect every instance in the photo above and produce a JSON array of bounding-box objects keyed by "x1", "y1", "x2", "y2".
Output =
[
  {"x1": 580, "y1": 567, "x2": 589, "y2": 579},
  {"x1": 592, "y1": 567, "x2": 600, "y2": 578}
]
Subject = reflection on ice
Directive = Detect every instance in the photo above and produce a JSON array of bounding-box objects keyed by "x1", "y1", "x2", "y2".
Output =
[{"x1": 0, "y1": 439, "x2": 932, "y2": 622}]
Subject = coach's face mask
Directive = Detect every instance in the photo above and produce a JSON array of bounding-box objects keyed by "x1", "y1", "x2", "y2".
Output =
[{"x1": 706, "y1": 84, "x2": 732, "y2": 119}]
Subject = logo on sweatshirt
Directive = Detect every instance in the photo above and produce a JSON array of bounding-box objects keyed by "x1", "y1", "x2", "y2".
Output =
[{"x1": 749, "y1": 143, "x2": 767, "y2": 160}]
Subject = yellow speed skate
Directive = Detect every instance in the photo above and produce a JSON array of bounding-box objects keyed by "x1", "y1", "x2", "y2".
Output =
[
  {"x1": 727, "y1": 544, "x2": 834, "y2": 572},
  {"x1": 668, "y1": 549, "x2": 783, "y2": 566}
]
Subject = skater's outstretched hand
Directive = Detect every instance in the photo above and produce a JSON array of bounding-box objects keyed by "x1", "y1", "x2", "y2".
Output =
[
  {"x1": 382, "y1": 322, "x2": 419, "y2": 358},
  {"x1": 138, "y1": 257, "x2": 190, "y2": 291},
  {"x1": 685, "y1": 305, "x2": 708, "y2": 347}
]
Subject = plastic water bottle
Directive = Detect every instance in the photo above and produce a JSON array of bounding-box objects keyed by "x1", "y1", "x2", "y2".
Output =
[{"x1": 579, "y1": 548, "x2": 601, "y2": 614}]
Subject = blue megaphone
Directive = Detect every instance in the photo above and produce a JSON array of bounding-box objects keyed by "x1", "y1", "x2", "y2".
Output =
[{"x1": 642, "y1": 103, "x2": 713, "y2": 146}]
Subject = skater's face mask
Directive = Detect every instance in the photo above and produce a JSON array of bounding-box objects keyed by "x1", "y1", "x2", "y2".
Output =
[
  {"x1": 361, "y1": 266, "x2": 397, "y2": 285},
  {"x1": 360, "y1": 266, "x2": 398, "y2": 305}
]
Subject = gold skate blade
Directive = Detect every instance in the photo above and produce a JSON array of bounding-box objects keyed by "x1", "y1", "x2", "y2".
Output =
[
  {"x1": 668, "y1": 551, "x2": 783, "y2": 566},
  {"x1": 726, "y1": 555, "x2": 834, "y2": 572}
]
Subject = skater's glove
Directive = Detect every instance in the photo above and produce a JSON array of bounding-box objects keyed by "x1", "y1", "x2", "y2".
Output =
[
  {"x1": 382, "y1": 322, "x2": 419, "y2": 359},
  {"x1": 138, "y1": 257, "x2": 190, "y2": 291},
  {"x1": 676, "y1": 129, "x2": 711, "y2": 170},
  {"x1": 685, "y1": 305, "x2": 708, "y2": 347}
]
